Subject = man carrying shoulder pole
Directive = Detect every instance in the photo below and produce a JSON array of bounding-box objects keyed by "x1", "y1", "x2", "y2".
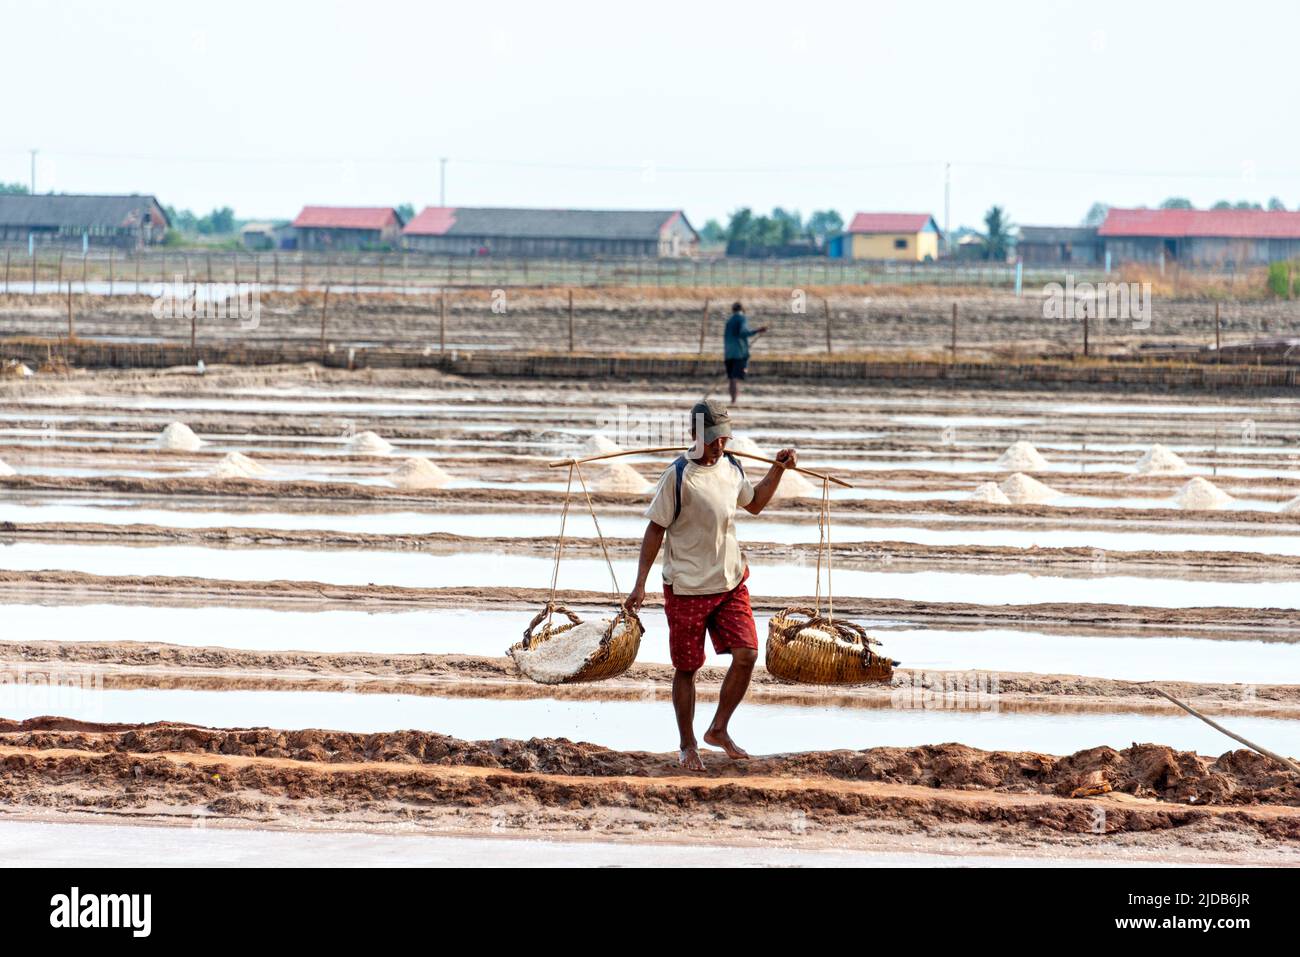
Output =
[{"x1": 625, "y1": 399, "x2": 796, "y2": 771}]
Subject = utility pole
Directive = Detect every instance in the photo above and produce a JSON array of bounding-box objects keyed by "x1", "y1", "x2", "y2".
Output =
[
  {"x1": 439, "y1": 157, "x2": 448, "y2": 206},
  {"x1": 29, "y1": 149, "x2": 38, "y2": 194},
  {"x1": 943, "y1": 161, "x2": 951, "y2": 257}
]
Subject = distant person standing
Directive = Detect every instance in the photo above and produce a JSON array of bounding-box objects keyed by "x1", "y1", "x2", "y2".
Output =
[{"x1": 723, "y1": 302, "x2": 767, "y2": 405}]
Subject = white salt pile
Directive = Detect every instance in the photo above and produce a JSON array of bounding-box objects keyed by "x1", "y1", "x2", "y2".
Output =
[
  {"x1": 583, "y1": 434, "x2": 623, "y2": 455},
  {"x1": 158, "y1": 422, "x2": 203, "y2": 452},
  {"x1": 347, "y1": 430, "x2": 393, "y2": 454},
  {"x1": 728, "y1": 434, "x2": 815, "y2": 498},
  {"x1": 390, "y1": 457, "x2": 451, "y2": 490},
  {"x1": 773, "y1": 466, "x2": 816, "y2": 498},
  {"x1": 210, "y1": 452, "x2": 269, "y2": 479},
  {"x1": 968, "y1": 481, "x2": 1011, "y2": 504},
  {"x1": 511, "y1": 617, "x2": 633, "y2": 684},
  {"x1": 590, "y1": 461, "x2": 652, "y2": 494},
  {"x1": 0, "y1": 458, "x2": 14, "y2": 477},
  {"x1": 796, "y1": 626, "x2": 865, "y2": 653},
  {"x1": 1176, "y1": 477, "x2": 1234, "y2": 510},
  {"x1": 996, "y1": 441, "x2": 1049, "y2": 471},
  {"x1": 1135, "y1": 444, "x2": 1190, "y2": 475},
  {"x1": 1281, "y1": 495, "x2": 1300, "y2": 514},
  {"x1": 999, "y1": 472, "x2": 1061, "y2": 504},
  {"x1": 727, "y1": 434, "x2": 764, "y2": 456}
]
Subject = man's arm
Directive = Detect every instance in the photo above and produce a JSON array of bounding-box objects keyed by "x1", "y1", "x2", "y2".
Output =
[
  {"x1": 624, "y1": 521, "x2": 667, "y2": 612},
  {"x1": 743, "y1": 448, "x2": 798, "y2": 514}
]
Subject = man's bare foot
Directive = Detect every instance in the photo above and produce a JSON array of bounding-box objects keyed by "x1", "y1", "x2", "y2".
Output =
[
  {"x1": 703, "y1": 728, "x2": 750, "y2": 759},
  {"x1": 678, "y1": 746, "x2": 706, "y2": 772}
]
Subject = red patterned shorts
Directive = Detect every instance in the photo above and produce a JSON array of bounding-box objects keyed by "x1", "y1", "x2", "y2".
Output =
[{"x1": 662, "y1": 567, "x2": 759, "y2": 672}]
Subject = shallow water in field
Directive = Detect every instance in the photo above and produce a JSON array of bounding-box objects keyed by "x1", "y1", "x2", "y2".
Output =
[
  {"x1": 0, "y1": 819, "x2": 1175, "y2": 867},
  {"x1": 2, "y1": 540, "x2": 1298, "y2": 608},
  {"x1": 5, "y1": 497, "x2": 1300, "y2": 555},
  {"x1": 5, "y1": 602, "x2": 1296, "y2": 684},
  {"x1": 0, "y1": 683, "x2": 1295, "y2": 756}
]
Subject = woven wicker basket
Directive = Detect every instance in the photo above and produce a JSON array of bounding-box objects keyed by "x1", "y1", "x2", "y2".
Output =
[
  {"x1": 765, "y1": 607, "x2": 896, "y2": 685},
  {"x1": 507, "y1": 603, "x2": 643, "y2": 684}
]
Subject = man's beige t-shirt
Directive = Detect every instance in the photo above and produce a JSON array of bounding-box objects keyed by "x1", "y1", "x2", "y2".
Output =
[{"x1": 644, "y1": 456, "x2": 755, "y2": 595}]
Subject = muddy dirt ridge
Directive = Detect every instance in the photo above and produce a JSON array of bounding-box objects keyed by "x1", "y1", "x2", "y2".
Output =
[
  {"x1": 2, "y1": 568, "x2": 1297, "y2": 635},
  {"x1": 3, "y1": 717, "x2": 1297, "y2": 809},
  {"x1": 1, "y1": 639, "x2": 1295, "y2": 716}
]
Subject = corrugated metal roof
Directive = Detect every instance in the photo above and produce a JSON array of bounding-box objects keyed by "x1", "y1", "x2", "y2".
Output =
[
  {"x1": 847, "y1": 212, "x2": 937, "y2": 234},
  {"x1": 403, "y1": 206, "x2": 689, "y2": 240},
  {"x1": 1019, "y1": 226, "x2": 1100, "y2": 244},
  {"x1": 292, "y1": 206, "x2": 400, "y2": 230},
  {"x1": 0, "y1": 194, "x2": 168, "y2": 229},
  {"x1": 1099, "y1": 208, "x2": 1300, "y2": 239}
]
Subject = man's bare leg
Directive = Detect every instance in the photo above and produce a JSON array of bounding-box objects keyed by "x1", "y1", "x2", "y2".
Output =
[
  {"x1": 728, "y1": 377, "x2": 740, "y2": 404},
  {"x1": 673, "y1": 668, "x2": 705, "y2": 771},
  {"x1": 703, "y1": 647, "x2": 756, "y2": 759}
]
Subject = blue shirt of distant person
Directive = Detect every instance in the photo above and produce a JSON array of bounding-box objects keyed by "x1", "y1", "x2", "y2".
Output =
[{"x1": 723, "y1": 302, "x2": 767, "y2": 405}]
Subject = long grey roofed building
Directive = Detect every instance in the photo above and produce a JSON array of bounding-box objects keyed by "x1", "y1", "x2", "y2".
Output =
[
  {"x1": 0, "y1": 194, "x2": 170, "y2": 248},
  {"x1": 403, "y1": 206, "x2": 698, "y2": 257}
]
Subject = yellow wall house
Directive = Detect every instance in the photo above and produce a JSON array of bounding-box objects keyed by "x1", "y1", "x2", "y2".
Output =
[{"x1": 842, "y1": 212, "x2": 942, "y2": 261}]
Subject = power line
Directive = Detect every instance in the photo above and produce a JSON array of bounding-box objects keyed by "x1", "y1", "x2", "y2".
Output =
[{"x1": 2, "y1": 147, "x2": 1292, "y2": 183}]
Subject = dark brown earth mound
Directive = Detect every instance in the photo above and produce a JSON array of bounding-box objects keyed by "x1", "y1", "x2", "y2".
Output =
[{"x1": 4, "y1": 719, "x2": 1296, "y2": 808}]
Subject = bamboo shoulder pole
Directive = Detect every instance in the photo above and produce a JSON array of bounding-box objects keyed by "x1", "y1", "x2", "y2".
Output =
[
  {"x1": 547, "y1": 446, "x2": 683, "y2": 469},
  {"x1": 547, "y1": 445, "x2": 854, "y2": 489},
  {"x1": 1155, "y1": 688, "x2": 1300, "y2": 775}
]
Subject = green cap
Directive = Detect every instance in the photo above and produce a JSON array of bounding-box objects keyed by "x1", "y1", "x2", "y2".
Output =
[{"x1": 690, "y1": 399, "x2": 732, "y2": 443}]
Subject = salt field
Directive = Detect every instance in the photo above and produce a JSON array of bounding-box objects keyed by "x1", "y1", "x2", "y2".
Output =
[{"x1": 4, "y1": 363, "x2": 1300, "y2": 865}]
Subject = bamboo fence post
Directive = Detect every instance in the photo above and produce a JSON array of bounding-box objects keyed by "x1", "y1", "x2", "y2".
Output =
[
  {"x1": 135, "y1": 251, "x2": 141, "y2": 294},
  {"x1": 81, "y1": 251, "x2": 88, "y2": 289},
  {"x1": 824, "y1": 297, "x2": 832, "y2": 355},
  {"x1": 950, "y1": 302, "x2": 958, "y2": 360},
  {"x1": 568, "y1": 289, "x2": 574, "y2": 353},
  {"x1": 206, "y1": 251, "x2": 212, "y2": 284},
  {"x1": 56, "y1": 251, "x2": 63, "y2": 291},
  {"x1": 66, "y1": 279, "x2": 74, "y2": 340},
  {"x1": 31, "y1": 249, "x2": 37, "y2": 293},
  {"x1": 320, "y1": 284, "x2": 331, "y2": 359},
  {"x1": 698, "y1": 298, "x2": 710, "y2": 354},
  {"x1": 439, "y1": 289, "x2": 446, "y2": 355},
  {"x1": 3, "y1": 249, "x2": 9, "y2": 293},
  {"x1": 109, "y1": 247, "x2": 114, "y2": 294},
  {"x1": 1215, "y1": 301, "x2": 1221, "y2": 353},
  {"x1": 190, "y1": 282, "x2": 197, "y2": 353}
]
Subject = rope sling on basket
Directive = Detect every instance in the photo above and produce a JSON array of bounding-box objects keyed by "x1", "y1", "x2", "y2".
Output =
[
  {"x1": 765, "y1": 476, "x2": 899, "y2": 685},
  {"x1": 507, "y1": 461, "x2": 643, "y2": 684}
]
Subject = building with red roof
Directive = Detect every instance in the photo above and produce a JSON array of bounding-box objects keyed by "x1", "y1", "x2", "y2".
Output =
[
  {"x1": 831, "y1": 212, "x2": 942, "y2": 261},
  {"x1": 290, "y1": 206, "x2": 405, "y2": 251},
  {"x1": 1098, "y1": 207, "x2": 1300, "y2": 267}
]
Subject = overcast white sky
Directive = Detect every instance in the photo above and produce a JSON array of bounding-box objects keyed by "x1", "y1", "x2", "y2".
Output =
[{"x1": 2, "y1": 0, "x2": 1296, "y2": 231}]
